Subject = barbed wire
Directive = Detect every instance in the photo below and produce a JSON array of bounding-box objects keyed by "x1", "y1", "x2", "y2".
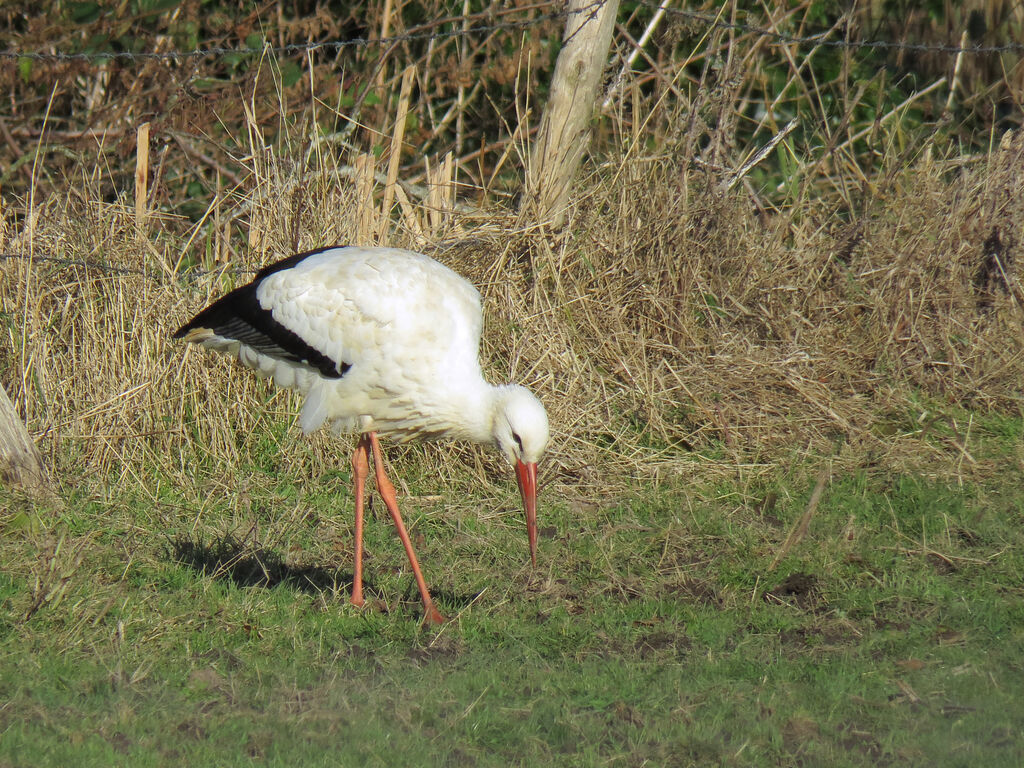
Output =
[
  {"x1": 0, "y1": 5, "x2": 574, "y2": 63},
  {"x1": 1, "y1": 2, "x2": 1021, "y2": 64},
  {"x1": 644, "y1": 3, "x2": 1024, "y2": 55}
]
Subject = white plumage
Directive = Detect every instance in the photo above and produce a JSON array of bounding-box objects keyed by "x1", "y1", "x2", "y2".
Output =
[{"x1": 175, "y1": 245, "x2": 549, "y2": 624}]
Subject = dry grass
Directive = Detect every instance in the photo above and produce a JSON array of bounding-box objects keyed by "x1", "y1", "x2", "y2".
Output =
[
  {"x1": 1, "y1": 115, "x2": 1022, "y2": 502},
  {"x1": 2, "y1": 11, "x2": 1023, "y2": 502},
  {"x1": 4, "y1": 13, "x2": 1024, "y2": 765}
]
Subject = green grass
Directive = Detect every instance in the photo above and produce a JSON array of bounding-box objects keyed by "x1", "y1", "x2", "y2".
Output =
[{"x1": 3, "y1": 429, "x2": 1024, "y2": 767}]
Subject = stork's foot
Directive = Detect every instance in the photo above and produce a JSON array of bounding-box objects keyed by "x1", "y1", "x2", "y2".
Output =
[
  {"x1": 350, "y1": 594, "x2": 366, "y2": 608},
  {"x1": 422, "y1": 605, "x2": 446, "y2": 625}
]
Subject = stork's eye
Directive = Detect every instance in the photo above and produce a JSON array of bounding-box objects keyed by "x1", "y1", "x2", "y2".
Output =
[{"x1": 512, "y1": 433, "x2": 524, "y2": 451}]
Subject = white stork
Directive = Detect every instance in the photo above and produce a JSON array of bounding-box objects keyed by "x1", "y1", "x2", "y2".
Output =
[{"x1": 174, "y1": 245, "x2": 549, "y2": 624}]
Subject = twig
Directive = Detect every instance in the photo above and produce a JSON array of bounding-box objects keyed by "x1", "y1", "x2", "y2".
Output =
[
  {"x1": 421, "y1": 81, "x2": 484, "y2": 158},
  {"x1": 5, "y1": 126, "x2": 129, "y2": 140},
  {"x1": 768, "y1": 467, "x2": 828, "y2": 571},
  {"x1": 778, "y1": 77, "x2": 948, "y2": 192},
  {"x1": 609, "y1": 23, "x2": 688, "y2": 106},
  {"x1": 456, "y1": 0, "x2": 472, "y2": 158},
  {"x1": 170, "y1": 132, "x2": 246, "y2": 188},
  {"x1": 943, "y1": 31, "x2": 968, "y2": 118},
  {"x1": 135, "y1": 122, "x2": 150, "y2": 237},
  {"x1": 879, "y1": 545, "x2": 1001, "y2": 566},
  {"x1": 833, "y1": 77, "x2": 947, "y2": 155},
  {"x1": 602, "y1": 0, "x2": 672, "y2": 108},
  {"x1": 379, "y1": 65, "x2": 417, "y2": 240},
  {"x1": 722, "y1": 119, "x2": 797, "y2": 192}
]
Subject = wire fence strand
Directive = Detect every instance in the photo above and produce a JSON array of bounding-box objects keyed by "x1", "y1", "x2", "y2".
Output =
[
  {"x1": 1, "y1": 2, "x2": 1021, "y2": 63},
  {"x1": 0, "y1": 4, "x2": 576, "y2": 63},
  {"x1": 644, "y1": 4, "x2": 1024, "y2": 55}
]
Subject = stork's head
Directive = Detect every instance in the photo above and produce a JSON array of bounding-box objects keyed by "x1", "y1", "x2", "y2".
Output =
[
  {"x1": 492, "y1": 385, "x2": 549, "y2": 466},
  {"x1": 491, "y1": 386, "x2": 549, "y2": 567}
]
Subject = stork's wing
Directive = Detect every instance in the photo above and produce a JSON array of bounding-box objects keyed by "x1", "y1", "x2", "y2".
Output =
[
  {"x1": 255, "y1": 247, "x2": 484, "y2": 376},
  {"x1": 173, "y1": 278, "x2": 350, "y2": 379},
  {"x1": 175, "y1": 245, "x2": 484, "y2": 384}
]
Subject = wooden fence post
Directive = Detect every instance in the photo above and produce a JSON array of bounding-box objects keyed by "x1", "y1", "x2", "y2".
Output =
[
  {"x1": 135, "y1": 121, "x2": 150, "y2": 236},
  {"x1": 0, "y1": 383, "x2": 54, "y2": 500},
  {"x1": 522, "y1": 0, "x2": 620, "y2": 227}
]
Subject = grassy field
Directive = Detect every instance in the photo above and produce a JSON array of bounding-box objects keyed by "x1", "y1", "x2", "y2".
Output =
[
  {"x1": 3, "y1": 2, "x2": 1024, "y2": 765},
  {"x1": 2, "y1": 408, "x2": 1023, "y2": 766}
]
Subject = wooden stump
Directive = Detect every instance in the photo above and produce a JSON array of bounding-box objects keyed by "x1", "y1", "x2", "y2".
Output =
[{"x1": 0, "y1": 383, "x2": 54, "y2": 500}]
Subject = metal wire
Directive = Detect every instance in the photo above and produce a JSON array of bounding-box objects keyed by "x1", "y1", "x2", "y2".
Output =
[
  {"x1": 1, "y1": 1, "x2": 1019, "y2": 63},
  {"x1": 0, "y1": 5, "x2": 575, "y2": 63},
  {"x1": 642, "y1": 3, "x2": 1024, "y2": 55}
]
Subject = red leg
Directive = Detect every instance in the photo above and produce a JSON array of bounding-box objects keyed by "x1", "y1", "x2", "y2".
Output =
[
  {"x1": 349, "y1": 433, "x2": 370, "y2": 608},
  {"x1": 368, "y1": 432, "x2": 445, "y2": 625}
]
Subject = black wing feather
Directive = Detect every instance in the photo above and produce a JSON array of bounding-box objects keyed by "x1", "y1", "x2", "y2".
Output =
[{"x1": 174, "y1": 251, "x2": 351, "y2": 379}]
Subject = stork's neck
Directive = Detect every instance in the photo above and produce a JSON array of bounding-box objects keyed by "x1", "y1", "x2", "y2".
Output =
[{"x1": 445, "y1": 376, "x2": 506, "y2": 447}]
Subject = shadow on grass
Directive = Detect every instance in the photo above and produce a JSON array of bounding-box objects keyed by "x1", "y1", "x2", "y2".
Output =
[
  {"x1": 168, "y1": 534, "x2": 481, "y2": 614},
  {"x1": 169, "y1": 534, "x2": 350, "y2": 594}
]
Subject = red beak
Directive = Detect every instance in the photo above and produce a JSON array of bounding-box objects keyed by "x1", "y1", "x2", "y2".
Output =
[{"x1": 515, "y1": 460, "x2": 538, "y2": 567}]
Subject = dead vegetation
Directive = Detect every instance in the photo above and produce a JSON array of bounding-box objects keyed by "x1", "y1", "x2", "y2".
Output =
[
  {"x1": 1, "y1": 3, "x2": 1023, "y2": 499},
  {"x1": 2, "y1": 122, "x2": 1022, "y2": 497}
]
